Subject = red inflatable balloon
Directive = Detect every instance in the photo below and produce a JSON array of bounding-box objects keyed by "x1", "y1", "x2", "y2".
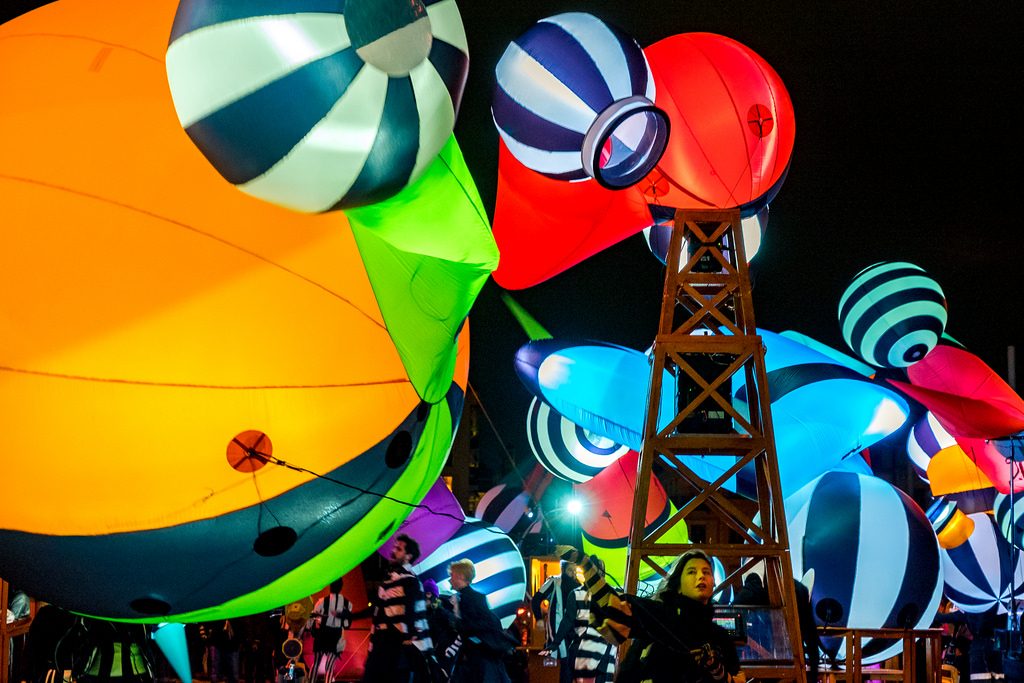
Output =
[
  {"x1": 888, "y1": 345, "x2": 1024, "y2": 439},
  {"x1": 492, "y1": 32, "x2": 795, "y2": 290}
]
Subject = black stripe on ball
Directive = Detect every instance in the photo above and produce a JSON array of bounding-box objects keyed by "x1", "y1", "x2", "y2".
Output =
[
  {"x1": 185, "y1": 49, "x2": 364, "y2": 184},
  {"x1": 332, "y1": 75, "x2": 420, "y2": 209}
]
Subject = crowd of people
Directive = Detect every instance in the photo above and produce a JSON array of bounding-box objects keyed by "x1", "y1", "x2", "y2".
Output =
[{"x1": 25, "y1": 533, "x2": 1002, "y2": 683}]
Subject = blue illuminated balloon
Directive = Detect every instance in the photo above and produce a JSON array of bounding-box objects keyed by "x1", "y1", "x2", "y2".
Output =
[
  {"x1": 493, "y1": 13, "x2": 668, "y2": 189},
  {"x1": 787, "y1": 472, "x2": 943, "y2": 663},
  {"x1": 413, "y1": 518, "x2": 527, "y2": 628},
  {"x1": 942, "y1": 512, "x2": 1024, "y2": 613},
  {"x1": 166, "y1": 0, "x2": 469, "y2": 212},
  {"x1": 526, "y1": 396, "x2": 629, "y2": 482},
  {"x1": 514, "y1": 339, "x2": 675, "y2": 452},
  {"x1": 514, "y1": 331, "x2": 909, "y2": 499},
  {"x1": 732, "y1": 330, "x2": 909, "y2": 495},
  {"x1": 838, "y1": 262, "x2": 947, "y2": 368}
]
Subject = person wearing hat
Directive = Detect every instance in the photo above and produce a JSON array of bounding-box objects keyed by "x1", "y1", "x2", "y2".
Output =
[
  {"x1": 421, "y1": 578, "x2": 459, "y2": 673},
  {"x1": 562, "y1": 547, "x2": 745, "y2": 683}
]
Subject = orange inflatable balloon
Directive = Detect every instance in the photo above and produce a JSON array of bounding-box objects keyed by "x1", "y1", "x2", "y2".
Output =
[{"x1": 0, "y1": 0, "x2": 468, "y2": 622}]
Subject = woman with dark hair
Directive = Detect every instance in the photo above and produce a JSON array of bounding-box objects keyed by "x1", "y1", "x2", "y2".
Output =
[{"x1": 562, "y1": 548, "x2": 745, "y2": 683}]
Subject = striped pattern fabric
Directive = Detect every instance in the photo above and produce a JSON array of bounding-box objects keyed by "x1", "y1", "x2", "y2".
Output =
[
  {"x1": 413, "y1": 518, "x2": 527, "y2": 628},
  {"x1": 571, "y1": 587, "x2": 617, "y2": 683},
  {"x1": 907, "y1": 411, "x2": 958, "y2": 482},
  {"x1": 943, "y1": 512, "x2": 1024, "y2": 613},
  {"x1": 371, "y1": 565, "x2": 433, "y2": 651},
  {"x1": 475, "y1": 483, "x2": 536, "y2": 539},
  {"x1": 166, "y1": 0, "x2": 469, "y2": 212},
  {"x1": 787, "y1": 472, "x2": 943, "y2": 664},
  {"x1": 493, "y1": 13, "x2": 665, "y2": 188},
  {"x1": 527, "y1": 397, "x2": 629, "y2": 483},
  {"x1": 575, "y1": 553, "x2": 633, "y2": 646},
  {"x1": 995, "y1": 492, "x2": 1024, "y2": 550},
  {"x1": 313, "y1": 592, "x2": 353, "y2": 630},
  {"x1": 838, "y1": 262, "x2": 947, "y2": 368}
]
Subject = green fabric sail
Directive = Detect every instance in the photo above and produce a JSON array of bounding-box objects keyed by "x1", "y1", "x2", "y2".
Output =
[
  {"x1": 500, "y1": 292, "x2": 552, "y2": 340},
  {"x1": 346, "y1": 136, "x2": 499, "y2": 403}
]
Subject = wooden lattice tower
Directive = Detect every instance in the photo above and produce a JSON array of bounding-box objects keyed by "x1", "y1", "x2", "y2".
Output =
[{"x1": 624, "y1": 208, "x2": 806, "y2": 683}]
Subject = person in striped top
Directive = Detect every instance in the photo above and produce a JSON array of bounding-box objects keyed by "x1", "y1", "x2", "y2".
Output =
[
  {"x1": 361, "y1": 535, "x2": 434, "y2": 683},
  {"x1": 561, "y1": 547, "x2": 745, "y2": 683},
  {"x1": 311, "y1": 578, "x2": 352, "y2": 683},
  {"x1": 571, "y1": 556, "x2": 617, "y2": 683}
]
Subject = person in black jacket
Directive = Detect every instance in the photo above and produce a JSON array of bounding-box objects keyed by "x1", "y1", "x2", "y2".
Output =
[
  {"x1": 447, "y1": 559, "x2": 513, "y2": 683},
  {"x1": 565, "y1": 547, "x2": 746, "y2": 683}
]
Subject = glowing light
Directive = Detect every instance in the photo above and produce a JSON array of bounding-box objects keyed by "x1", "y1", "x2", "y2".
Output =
[{"x1": 566, "y1": 498, "x2": 584, "y2": 516}]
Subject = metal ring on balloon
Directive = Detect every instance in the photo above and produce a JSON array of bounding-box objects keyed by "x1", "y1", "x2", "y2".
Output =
[
  {"x1": 526, "y1": 397, "x2": 629, "y2": 483},
  {"x1": 581, "y1": 95, "x2": 670, "y2": 189},
  {"x1": 166, "y1": 0, "x2": 470, "y2": 212},
  {"x1": 493, "y1": 12, "x2": 667, "y2": 189}
]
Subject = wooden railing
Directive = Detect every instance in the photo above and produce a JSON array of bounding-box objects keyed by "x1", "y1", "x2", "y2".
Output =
[{"x1": 819, "y1": 627, "x2": 943, "y2": 683}]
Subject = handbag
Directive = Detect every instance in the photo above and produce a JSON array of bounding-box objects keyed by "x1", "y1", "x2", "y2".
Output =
[{"x1": 335, "y1": 633, "x2": 346, "y2": 654}]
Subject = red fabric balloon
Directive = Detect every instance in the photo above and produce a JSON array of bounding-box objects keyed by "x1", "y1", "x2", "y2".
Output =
[
  {"x1": 491, "y1": 33, "x2": 795, "y2": 290},
  {"x1": 887, "y1": 346, "x2": 1024, "y2": 439},
  {"x1": 642, "y1": 33, "x2": 795, "y2": 214},
  {"x1": 575, "y1": 451, "x2": 665, "y2": 539},
  {"x1": 491, "y1": 142, "x2": 652, "y2": 289},
  {"x1": 955, "y1": 437, "x2": 1024, "y2": 494}
]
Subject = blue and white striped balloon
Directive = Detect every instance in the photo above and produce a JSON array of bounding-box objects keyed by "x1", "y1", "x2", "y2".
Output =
[
  {"x1": 994, "y1": 493, "x2": 1024, "y2": 551},
  {"x1": 412, "y1": 518, "x2": 527, "y2": 628},
  {"x1": 527, "y1": 397, "x2": 629, "y2": 483},
  {"x1": 942, "y1": 512, "x2": 1024, "y2": 613},
  {"x1": 787, "y1": 472, "x2": 943, "y2": 663},
  {"x1": 838, "y1": 262, "x2": 947, "y2": 368},
  {"x1": 493, "y1": 13, "x2": 668, "y2": 189},
  {"x1": 166, "y1": 0, "x2": 469, "y2": 212},
  {"x1": 907, "y1": 412, "x2": 958, "y2": 483}
]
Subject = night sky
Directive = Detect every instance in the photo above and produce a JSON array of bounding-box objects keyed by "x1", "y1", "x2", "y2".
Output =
[{"x1": 2, "y1": 1, "x2": 1021, "y2": 485}]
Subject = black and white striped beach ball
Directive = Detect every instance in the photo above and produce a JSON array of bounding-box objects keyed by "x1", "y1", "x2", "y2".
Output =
[
  {"x1": 994, "y1": 492, "x2": 1024, "y2": 551},
  {"x1": 838, "y1": 262, "x2": 947, "y2": 368},
  {"x1": 493, "y1": 13, "x2": 668, "y2": 189},
  {"x1": 942, "y1": 512, "x2": 1024, "y2": 613},
  {"x1": 787, "y1": 472, "x2": 943, "y2": 663},
  {"x1": 906, "y1": 411, "x2": 958, "y2": 483},
  {"x1": 413, "y1": 517, "x2": 527, "y2": 628},
  {"x1": 527, "y1": 397, "x2": 629, "y2": 483},
  {"x1": 166, "y1": 0, "x2": 469, "y2": 212}
]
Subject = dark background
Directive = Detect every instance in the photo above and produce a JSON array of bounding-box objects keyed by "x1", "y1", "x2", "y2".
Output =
[{"x1": 3, "y1": 1, "x2": 1022, "y2": 487}]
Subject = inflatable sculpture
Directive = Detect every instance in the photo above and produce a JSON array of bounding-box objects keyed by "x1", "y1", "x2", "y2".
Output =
[{"x1": 0, "y1": 0, "x2": 496, "y2": 622}]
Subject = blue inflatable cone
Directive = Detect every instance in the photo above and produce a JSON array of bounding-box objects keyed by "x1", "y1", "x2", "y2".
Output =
[{"x1": 151, "y1": 623, "x2": 192, "y2": 683}]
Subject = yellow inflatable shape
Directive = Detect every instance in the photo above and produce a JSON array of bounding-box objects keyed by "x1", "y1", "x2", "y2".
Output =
[{"x1": 927, "y1": 446, "x2": 995, "y2": 496}]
